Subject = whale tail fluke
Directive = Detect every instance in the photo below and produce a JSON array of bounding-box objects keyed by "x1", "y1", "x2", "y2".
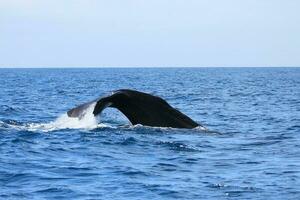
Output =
[{"x1": 67, "y1": 89, "x2": 200, "y2": 129}]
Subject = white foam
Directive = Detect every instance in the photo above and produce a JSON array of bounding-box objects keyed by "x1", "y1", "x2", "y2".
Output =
[{"x1": 25, "y1": 103, "x2": 110, "y2": 132}]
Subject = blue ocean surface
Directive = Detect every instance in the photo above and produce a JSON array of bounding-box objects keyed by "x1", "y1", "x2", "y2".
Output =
[{"x1": 0, "y1": 68, "x2": 299, "y2": 199}]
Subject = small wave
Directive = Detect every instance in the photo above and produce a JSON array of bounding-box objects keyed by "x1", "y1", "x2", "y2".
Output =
[
  {"x1": 0, "y1": 105, "x2": 26, "y2": 114},
  {"x1": 125, "y1": 124, "x2": 212, "y2": 134},
  {"x1": 0, "y1": 119, "x2": 23, "y2": 129},
  {"x1": 117, "y1": 137, "x2": 137, "y2": 145},
  {"x1": 207, "y1": 182, "x2": 261, "y2": 197},
  {"x1": 157, "y1": 141, "x2": 200, "y2": 152}
]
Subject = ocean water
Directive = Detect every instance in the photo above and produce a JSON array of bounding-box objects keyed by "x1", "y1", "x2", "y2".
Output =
[{"x1": 0, "y1": 68, "x2": 299, "y2": 199}]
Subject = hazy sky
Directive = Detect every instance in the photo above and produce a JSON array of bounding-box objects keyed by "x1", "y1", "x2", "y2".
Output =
[{"x1": 1, "y1": 0, "x2": 299, "y2": 67}]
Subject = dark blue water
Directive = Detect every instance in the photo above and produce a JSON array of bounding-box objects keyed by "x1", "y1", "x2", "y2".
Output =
[{"x1": 0, "y1": 68, "x2": 299, "y2": 199}]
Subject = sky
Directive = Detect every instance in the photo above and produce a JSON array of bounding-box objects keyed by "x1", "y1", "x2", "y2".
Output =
[{"x1": 0, "y1": 0, "x2": 299, "y2": 67}]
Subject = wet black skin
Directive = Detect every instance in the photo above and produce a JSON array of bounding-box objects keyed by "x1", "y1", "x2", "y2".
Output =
[{"x1": 67, "y1": 89, "x2": 199, "y2": 129}]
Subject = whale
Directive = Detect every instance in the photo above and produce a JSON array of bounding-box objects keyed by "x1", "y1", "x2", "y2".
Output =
[{"x1": 67, "y1": 89, "x2": 201, "y2": 129}]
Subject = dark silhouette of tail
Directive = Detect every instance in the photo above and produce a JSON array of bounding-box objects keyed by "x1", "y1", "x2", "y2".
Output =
[{"x1": 67, "y1": 89, "x2": 200, "y2": 129}]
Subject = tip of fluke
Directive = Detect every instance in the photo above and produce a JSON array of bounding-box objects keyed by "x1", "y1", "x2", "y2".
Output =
[{"x1": 67, "y1": 109, "x2": 74, "y2": 117}]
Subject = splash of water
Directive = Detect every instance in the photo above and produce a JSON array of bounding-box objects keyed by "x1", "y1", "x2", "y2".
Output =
[{"x1": 25, "y1": 103, "x2": 110, "y2": 132}]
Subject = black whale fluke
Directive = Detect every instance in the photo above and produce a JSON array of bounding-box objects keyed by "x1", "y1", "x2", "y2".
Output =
[{"x1": 67, "y1": 89, "x2": 200, "y2": 129}]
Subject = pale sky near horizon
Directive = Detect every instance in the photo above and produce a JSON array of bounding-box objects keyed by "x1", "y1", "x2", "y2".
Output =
[{"x1": 0, "y1": 0, "x2": 299, "y2": 67}]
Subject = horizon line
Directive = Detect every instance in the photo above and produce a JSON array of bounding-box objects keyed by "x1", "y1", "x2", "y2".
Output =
[{"x1": 0, "y1": 66, "x2": 299, "y2": 69}]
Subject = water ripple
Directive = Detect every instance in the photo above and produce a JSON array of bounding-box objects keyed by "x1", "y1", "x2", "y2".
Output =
[{"x1": 1, "y1": 68, "x2": 300, "y2": 199}]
